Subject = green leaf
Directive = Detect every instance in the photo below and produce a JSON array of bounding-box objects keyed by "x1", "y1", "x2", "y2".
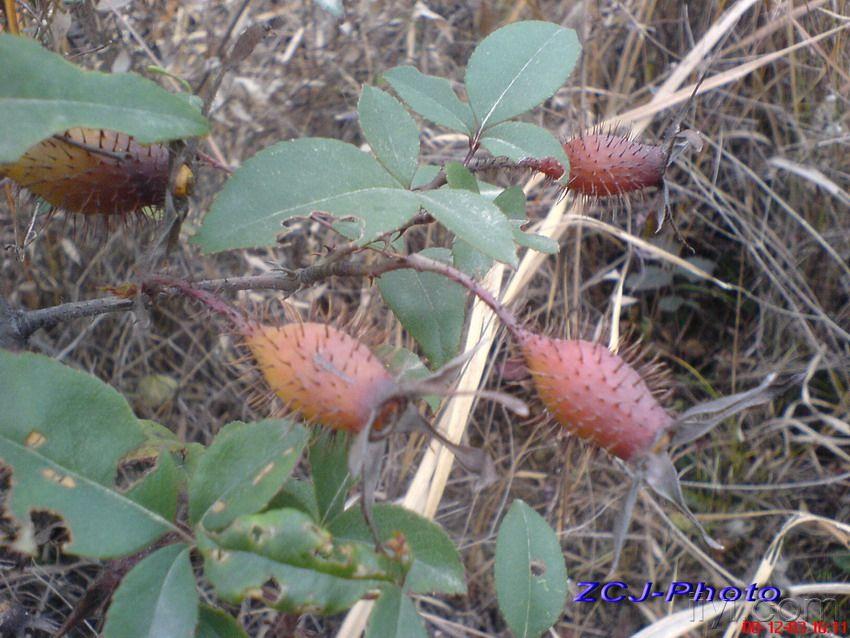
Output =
[
  {"x1": 493, "y1": 185, "x2": 527, "y2": 220},
  {"x1": 452, "y1": 239, "x2": 493, "y2": 280},
  {"x1": 445, "y1": 162, "x2": 479, "y2": 193},
  {"x1": 465, "y1": 21, "x2": 580, "y2": 131},
  {"x1": 495, "y1": 500, "x2": 567, "y2": 638},
  {"x1": 410, "y1": 164, "x2": 441, "y2": 189},
  {"x1": 358, "y1": 86, "x2": 420, "y2": 187},
  {"x1": 0, "y1": 351, "x2": 176, "y2": 558},
  {"x1": 418, "y1": 189, "x2": 517, "y2": 266},
  {"x1": 0, "y1": 34, "x2": 208, "y2": 162},
  {"x1": 126, "y1": 451, "x2": 180, "y2": 522},
  {"x1": 129, "y1": 420, "x2": 204, "y2": 486},
  {"x1": 196, "y1": 605, "x2": 248, "y2": 638},
  {"x1": 193, "y1": 138, "x2": 421, "y2": 252},
  {"x1": 382, "y1": 66, "x2": 475, "y2": 135},
  {"x1": 374, "y1": 345, "x2": 432, "y2": 383},
  {"x1": 366, "y1": 586, "x2": 428, "y2": 638},
  {"x1": 212, "y1": 509, "x2": 401, "y2": 579},
  {"x1": 267, "y1": 478, "x2": 320, "y2": 521},
  {"x1": 493, "y1": 186, "x2": 558, "y2": 253},
  {"x1": 136, "y1": 374, "x2": 179, "y2": 410},
  {"x1": 509, "y1": 220, "x2": 560, "y2": 255},
  {"x1": 135, "y1": 419, "x2": 181, "y2": 449},
  {"x1": 189, "y1": 419, "x2": 308, "y2": 531},
  {"x1": 330, "y1": 503, "x2": 465, "y2": 595},
  {"x1": 512, "y1": 231, "x2": 559, "y2": 255},
  {"x1": 199, "y1": 511, "x2": 397, "y2": 615},
  {"x1": 481, "y1": 121, "x2": 569, "y2": 181},
  {"x1": 103, "y1": 544, "x2": 198, "y2": 638},
  {"x1": 374, "y1": 345, "x2": 440, "y2": 411},
  {"x1": 378, "y1": 247, "x2": 467, "y2": 369},
  {"x1": 201, "y1": 550, "x2": 381, "y2": 616},
  {"x1": 309, "y1": 431, "x2": 353, "y2": 525}
]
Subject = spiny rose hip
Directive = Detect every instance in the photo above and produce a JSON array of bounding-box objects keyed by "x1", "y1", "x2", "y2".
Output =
[
  {"x1": 563, "y1": 133, "x2": 666, "y2": 197},
  {"x1": 245, "y1": 322, "x2": 398, "y2": 433},
  {"x1": 0, "y1": 128, "x2": 190, "y2": 216},
  {"x1": 517, "y1": 330, "x2": 672, "y2": 460}
]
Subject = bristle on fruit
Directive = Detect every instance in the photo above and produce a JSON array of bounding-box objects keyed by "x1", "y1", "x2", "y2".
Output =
[
  {"x1": 244, "y1": 322, "x2": 399, "y2": 433},
  {"x1": 0, "y1": 128, "x2": 186, "y2": 216},
  {"x1": 517, "y1": 330, "x2": 673, "y2": 460},
  {"x1": 563, "y1": 133, "x2": 666, "y2": 198}
]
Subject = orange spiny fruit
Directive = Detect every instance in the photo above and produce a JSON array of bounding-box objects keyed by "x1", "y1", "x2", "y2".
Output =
[
  {"x1": 517, "y1": 329, "x2": 672, "y2": 461},
  {"x1": 563, "y1": 133, "x2": 666, "y2": 198},
  {"x1": 244, "y1": 322, "x2": 399, "y2": 433},
  {"x1": 0, "y1": 128, "x2": 190, "y2": 216}
]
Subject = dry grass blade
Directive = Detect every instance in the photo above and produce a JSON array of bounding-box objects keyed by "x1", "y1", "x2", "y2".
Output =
[
  {"x1": 768, "y1": 156, "x2": 850, "y2": 209},
  {"x1": 600, "y1": 23, "x2": 850, "y2": 131},
  {"x1": 558, "y1": 215, "x2": 735, "y2": 290}
]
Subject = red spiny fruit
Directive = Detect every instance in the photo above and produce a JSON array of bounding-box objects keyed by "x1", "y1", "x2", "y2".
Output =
[
  {"x1": 0, "y1": 128, "x2": 190, "y2": 216},
  {"x1": 244, "y1": 322, "x2": 399, "y2": 433},
  {"x1": 562, "y1": 133, "x2": 667, "y2": 198},
  {"x1": 516, "y1": 329, "x2": 672, "y2": 461}
]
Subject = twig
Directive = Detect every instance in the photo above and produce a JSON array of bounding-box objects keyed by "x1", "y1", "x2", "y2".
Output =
[
  {"x1": 412, "y1": 154, "x2": 560, "y2": 193},
  {"x1": 194, "y1": 0, "x2": 254, "y2": 101},
  {"x1": 0, "y1": 258, "x2": 395, "y2": 348},
  {"x1": 0, "y1": 250, "x2": 522, "y2": 350}
]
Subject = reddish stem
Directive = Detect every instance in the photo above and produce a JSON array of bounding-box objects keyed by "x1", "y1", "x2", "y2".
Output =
[
  {"x1": 146, "y1": 255, "x2": 525, "y2": 344},
  {"x1": 400, "y1": 254, "x2": 524, "y2": 339},
  {"x1": 145, "y1": 276, "x2": 253, "y2": 334}
]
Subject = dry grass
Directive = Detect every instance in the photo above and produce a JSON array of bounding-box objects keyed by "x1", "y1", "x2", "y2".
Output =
[{"x1": 1, "y1": 1, "x2": 849, "y2": 637}]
